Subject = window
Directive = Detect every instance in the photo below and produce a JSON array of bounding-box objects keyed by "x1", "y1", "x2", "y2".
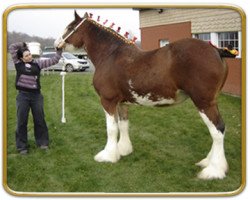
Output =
[
  {"x1": 218, "y1": 32, "x2": 238, "y2": 50},
  {"x1": 159, "y1": 39, "x2": 169, "y2": 47},
  {"x1": 192, "y1": 31, "x2": 241, "y2": 57},
  {"x1": 194, "y1": 33, "x2": 211, "y2": 42}
]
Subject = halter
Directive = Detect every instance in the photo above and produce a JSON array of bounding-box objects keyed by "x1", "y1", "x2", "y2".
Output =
[{"x1": 61, "y1": 18, "x2": 87, "y2": 42}]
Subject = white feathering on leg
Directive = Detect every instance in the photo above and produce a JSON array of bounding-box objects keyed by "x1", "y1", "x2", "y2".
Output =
[
  {"x1": 197, "y1": 112, "x2": 228, "y2": 180},
  {"x1": 118, "y1": 120, "x2": 133, "y2": 156},
  {"x1": 94, "y1": 111, "x2": 120, "y2": 163}
]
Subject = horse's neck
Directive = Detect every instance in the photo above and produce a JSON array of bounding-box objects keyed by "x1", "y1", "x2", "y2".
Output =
[{"x1": 83, "y1": 20, "x2": 131, "y2": 67}]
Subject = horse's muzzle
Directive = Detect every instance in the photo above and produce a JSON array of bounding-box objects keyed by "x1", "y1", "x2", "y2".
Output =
[{"x1": 54, "y1": 36, "x2": 66, "y2": 49}]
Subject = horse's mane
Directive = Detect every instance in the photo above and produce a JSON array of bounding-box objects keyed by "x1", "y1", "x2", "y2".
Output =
[{"x1": 87, "y1": 18, "x2": 135, "y2": 45}]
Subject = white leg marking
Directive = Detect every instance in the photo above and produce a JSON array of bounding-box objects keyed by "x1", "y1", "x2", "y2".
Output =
[
  {"x1": 197, "y1": 112, "x2": 228, "y2": 180},
  {"x1": 94, "y1": 111, "x2": 120, "y2": 163},
  {"x1": 118, "y1": 120, "x2": 133, "y2": 156},
  {"x1": 196, "y1": 145, "x2": 213, "y2": 168}
]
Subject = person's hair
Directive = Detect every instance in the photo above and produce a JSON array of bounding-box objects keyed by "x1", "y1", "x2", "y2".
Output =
[{"x1": 17, "y1": 48, "x2": 30, "y2": 59}]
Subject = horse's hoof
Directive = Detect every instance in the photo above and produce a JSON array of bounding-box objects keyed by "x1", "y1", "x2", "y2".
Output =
[
  {"x1": 197, "y1": 165, "x2": 226, "y2": 180},
  {"x1": 118, "y1": 141, "x2": 133, "y2": 156},
  {"x1": 94, "y1": 149, "x2": 120, "y2": 163}
]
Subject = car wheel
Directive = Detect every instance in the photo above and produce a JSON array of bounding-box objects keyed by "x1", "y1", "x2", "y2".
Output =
[{"x1": 66, "y1": 64, "x2": 74, "y2": 72}]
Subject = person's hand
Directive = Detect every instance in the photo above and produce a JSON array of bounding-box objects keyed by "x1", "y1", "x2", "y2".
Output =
[
  {"x1": 54, "y1": 38, "x2": 66, "y2": 49},
  {"x1": 56, "y1": 47, "x2": 63, "y2": 51}
]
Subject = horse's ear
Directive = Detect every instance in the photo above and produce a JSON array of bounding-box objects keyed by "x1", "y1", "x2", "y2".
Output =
[
  {"x1": 83, "y1": 12, "x2": 89, "y2": 19},
  {"x1": 74, "y1": 10, "x2": 81, "y2": 20}
]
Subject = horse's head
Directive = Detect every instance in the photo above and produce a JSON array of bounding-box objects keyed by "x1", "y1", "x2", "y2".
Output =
[{"x1": 54, "y1": 11, "x2": 88, "y2": 49}]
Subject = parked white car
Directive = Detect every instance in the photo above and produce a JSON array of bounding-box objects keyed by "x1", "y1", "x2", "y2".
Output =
[{"x1": 41, "y1": 52, "x2": 90, "y2": 72}]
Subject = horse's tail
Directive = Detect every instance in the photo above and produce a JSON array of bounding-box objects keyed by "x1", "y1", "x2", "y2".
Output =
[
  {"x1": 208, "y1": 43, "x2": 232, "y2": 91},
  {"x1": 217, "y1": 48, "x2": 238, "y2": 58},
  {"x1": 209, "y1": 45, "x2": 232, "y2": 91},
  {"x1": 208, "y1": 42, "x2": 238, "y2": 58},
  {"x1": 219, "y1": 58, "x2": 229, "y2": 91}
]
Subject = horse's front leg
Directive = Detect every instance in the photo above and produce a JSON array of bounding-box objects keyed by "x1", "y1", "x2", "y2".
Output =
[{"x1": 94, "y1": 101, "x2": 120, "y2": 163}]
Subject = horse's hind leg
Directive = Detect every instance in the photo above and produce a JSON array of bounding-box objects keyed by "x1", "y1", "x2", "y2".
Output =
[
  {"x1": 117, "y1": 104, "x2": 133, "y2": 156},
  {"x1": 196, "y1": 103, "x2": 228, "y2": 179}
]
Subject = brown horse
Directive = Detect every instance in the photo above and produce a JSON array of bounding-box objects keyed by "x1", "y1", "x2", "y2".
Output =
[{"x1": 55, "y1": 11, "x2": 231, "y2": 180}]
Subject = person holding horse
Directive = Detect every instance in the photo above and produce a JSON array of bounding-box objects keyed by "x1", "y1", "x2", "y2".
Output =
[{"x1": 9, "y1": 42, "x2": 63, "y2": 155}]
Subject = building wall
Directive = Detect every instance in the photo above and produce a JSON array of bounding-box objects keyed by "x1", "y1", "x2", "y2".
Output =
[
  {"x1": 139, "y1": 8, "x2": 241, "y2": 33},
  {"x1": 223, "y1": 58, "x2": 241, "y2": 96},
  {"x1": 141, "y1": 22, "x2": 191, "y2": 50}
]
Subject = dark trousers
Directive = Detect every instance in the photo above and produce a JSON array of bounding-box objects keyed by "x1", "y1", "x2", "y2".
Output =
[{"x1": 16, "y1": 91, "x2": 49, "y2": 151}]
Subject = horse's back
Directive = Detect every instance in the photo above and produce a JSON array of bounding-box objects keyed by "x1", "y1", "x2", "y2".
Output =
[{"x1": 134, "y1": 38, "x2": 226, "y2": 92}]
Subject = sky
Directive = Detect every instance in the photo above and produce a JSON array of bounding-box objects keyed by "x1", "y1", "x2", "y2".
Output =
[{"x1": 7, "y1": 8, "x2": 140, "y2": 40}]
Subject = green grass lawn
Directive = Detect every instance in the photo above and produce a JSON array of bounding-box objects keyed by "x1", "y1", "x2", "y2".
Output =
[{"x1": 6, "y1": 70, "x2": 243, "y2": 194}]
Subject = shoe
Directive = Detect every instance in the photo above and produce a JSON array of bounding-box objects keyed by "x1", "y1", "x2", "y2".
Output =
[
  {"x1": 40, "y1": 145, "x2": 49, "y2": 150},
  {"x1": 19, "y1": 149, "x2": 28, "y2": 155}
]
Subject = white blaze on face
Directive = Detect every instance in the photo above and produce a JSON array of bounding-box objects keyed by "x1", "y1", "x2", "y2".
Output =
[{"x1": 54, "y1": 28, "x2": 68, "y2": 48}]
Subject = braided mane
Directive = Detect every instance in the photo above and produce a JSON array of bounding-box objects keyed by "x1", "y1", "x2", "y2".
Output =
[{"x1": 87, "y1": 18, "x2": 135, "y2": 45}]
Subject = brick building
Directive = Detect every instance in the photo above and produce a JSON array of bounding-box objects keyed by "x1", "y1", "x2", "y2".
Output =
[{"x1": 138, "y1": 8, "x2": 242, "y2": 96}]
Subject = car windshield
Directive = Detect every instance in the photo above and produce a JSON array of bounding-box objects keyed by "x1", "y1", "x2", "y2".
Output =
[{"x1": 63, "y1": 53, "x2": 78, "y2": 59}]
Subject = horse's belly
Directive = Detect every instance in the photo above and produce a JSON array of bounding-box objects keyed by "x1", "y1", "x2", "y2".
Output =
[{"x1": 128, "y1": 90, "x2": 188, "y2": 107}]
